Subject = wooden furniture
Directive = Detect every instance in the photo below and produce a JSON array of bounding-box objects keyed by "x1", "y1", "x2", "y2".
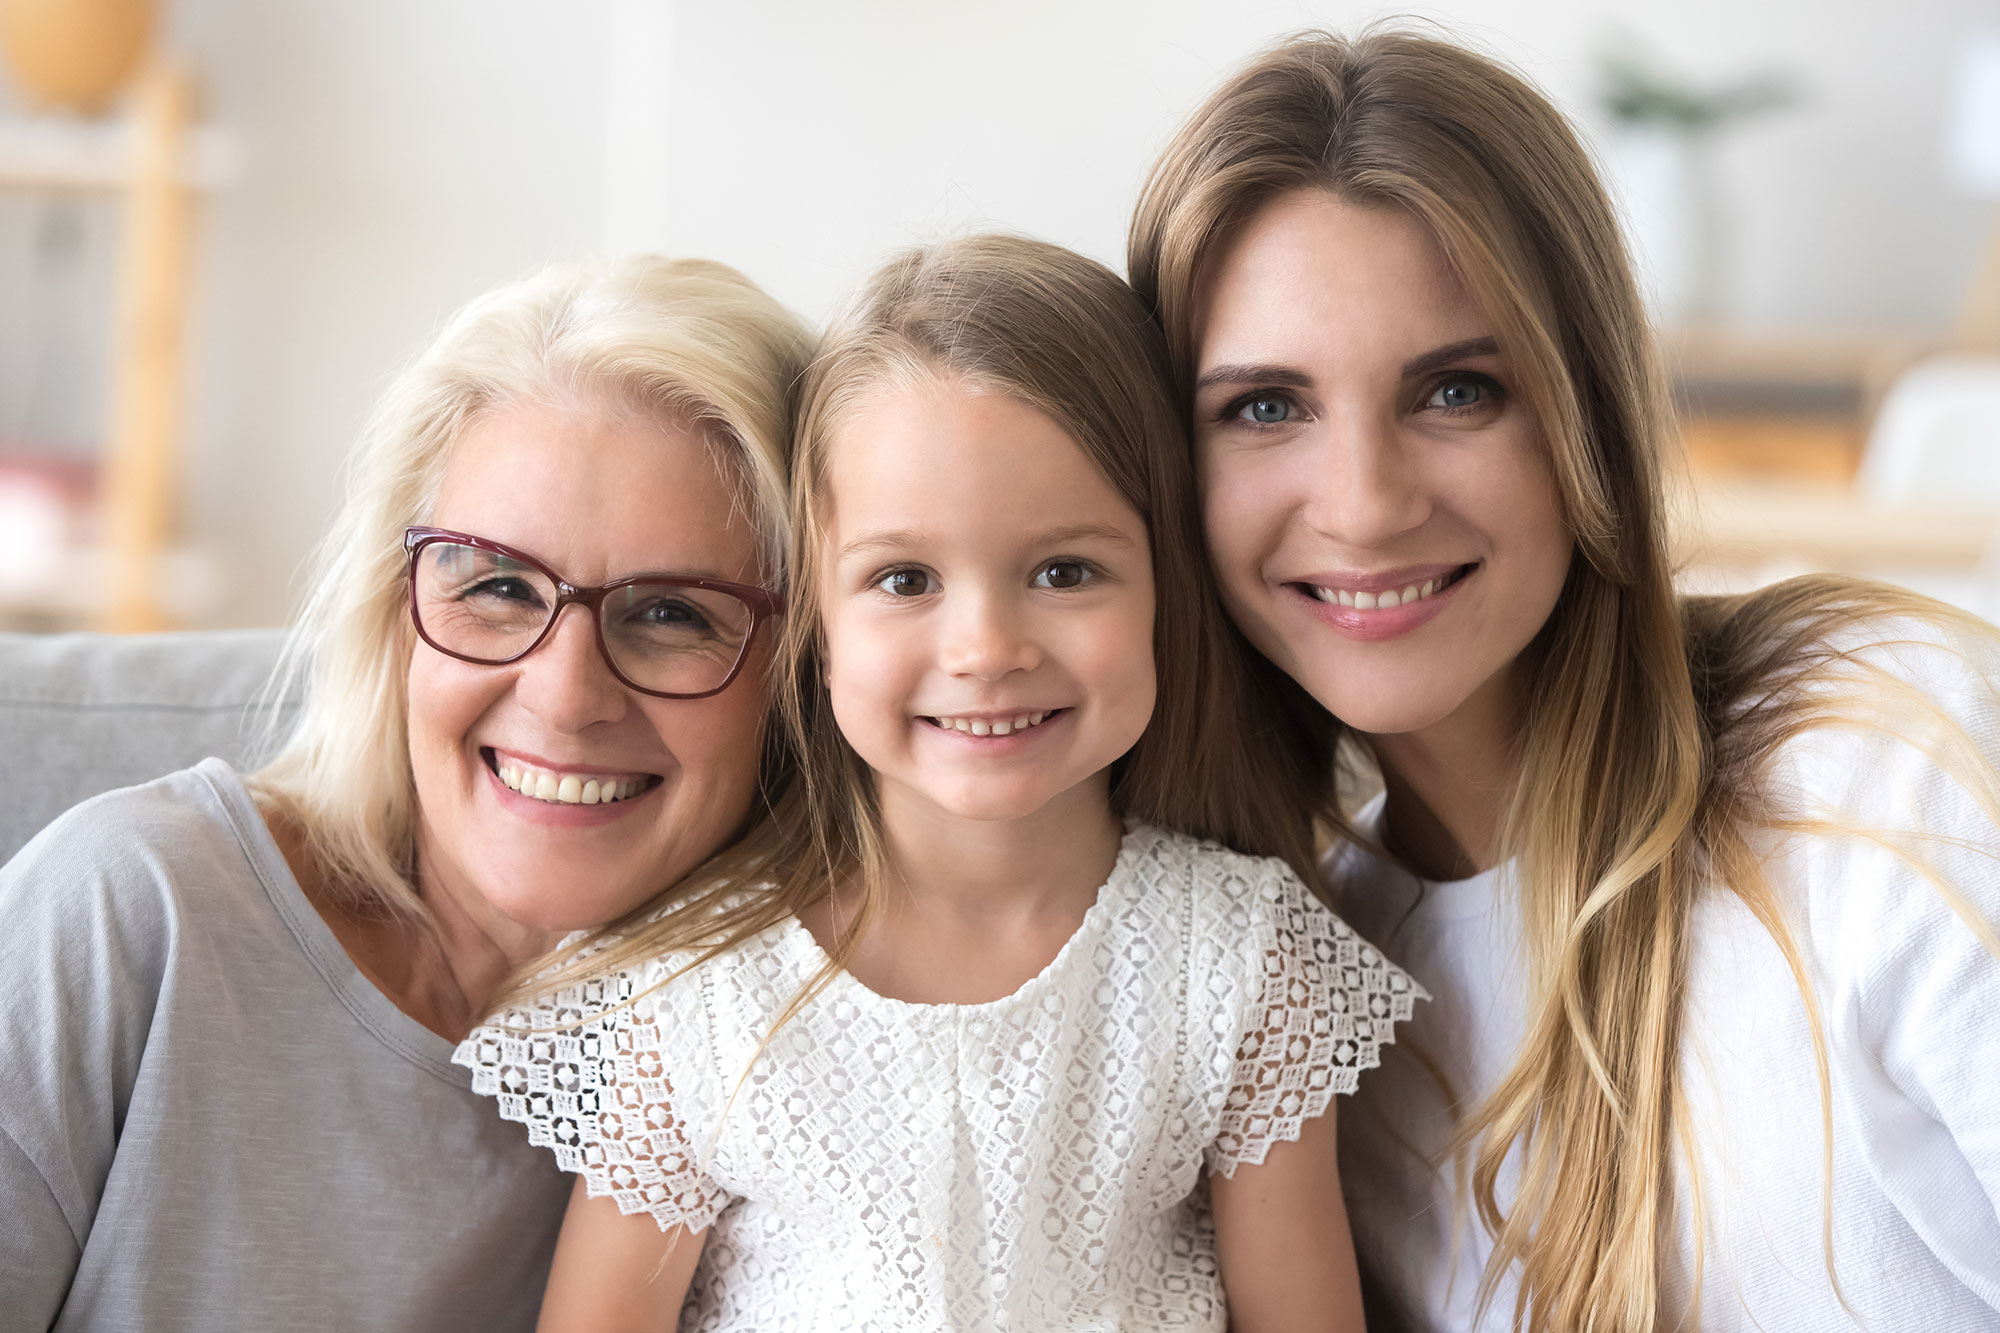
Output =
[
  {"x1": 1674, "y1": 478, "x2": 1999, "y2": 575},
  {"x1": 1667, "y1": 325, "x2": 1926, "y2": 485},
  {"x1": 0, "y1": 62, "x2": 231, "y2": 630}
]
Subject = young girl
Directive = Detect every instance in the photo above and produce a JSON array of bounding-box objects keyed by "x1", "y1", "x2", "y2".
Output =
[
  {"x1": 456, "y1": 234, "x2": 1421, "y2": 1331},
  {"x1": 1128, "y1": 28, "x2": 2000, "y2": 1333}
]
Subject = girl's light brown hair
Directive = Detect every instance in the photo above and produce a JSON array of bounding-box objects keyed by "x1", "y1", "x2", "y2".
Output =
[
  {"x1": 523, "y1": 233, "x2": 1331, "y2": 1022},
  {"x1": 1129, "y1": 27, "x2": 2000, "y2": 1333}
]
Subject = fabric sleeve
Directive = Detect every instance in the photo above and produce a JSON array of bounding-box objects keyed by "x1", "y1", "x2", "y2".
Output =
[
  {"x1": 456, "y1": 963, "x2": 731, "y2": 1235},
  {"x1": 0, "y1": 798, "x2": 176, "y2": 1318},
  {"x1": 1792, "y1": 625, "x2": 2000, "y2": 1305},
  {"x1": 1206, "y1": 861, "x2": 1427, "y2": 1177}
]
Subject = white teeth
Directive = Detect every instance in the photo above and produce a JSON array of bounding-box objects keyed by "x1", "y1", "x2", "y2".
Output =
[
  {"x1": 1312, "y1": 572, "x2": 1457, "y2": 611},
  {"x1": 496, "y1": 757, "x2": 649, "y2": 805},
  {"x1": 932, "y1": 710, "x2": 1052, "y2": 736}
]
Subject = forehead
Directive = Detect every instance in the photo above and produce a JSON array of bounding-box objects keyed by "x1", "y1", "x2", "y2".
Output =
[
  {"x1": 820, "y1": 377, "x2": 1145, "y2": 550},
  {"x1": 428, "y1": 396, "x2": 760, "y2": 584},
  {"x1": 1196, "y1": 190, "x2": 1486, "y2": 368}
]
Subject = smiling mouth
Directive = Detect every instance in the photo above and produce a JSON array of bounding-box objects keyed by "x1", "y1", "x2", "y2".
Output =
[
  {"x1": 920, "y1": 708, "x2": 1065, "y2": 737},
  {"x1": 1292, "y1": 563, "x2": 1477, "y2": 610},
  {"x1": 483, "y1": 749, "x2": 663, "y2": 806}
]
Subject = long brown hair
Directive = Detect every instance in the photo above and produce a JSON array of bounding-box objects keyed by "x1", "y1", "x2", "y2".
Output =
[
  {"x1": 517, "y1": 234, "x2": 1329, "y2": 1021},
  {"x1": 1130, "y1": 28, "x2": 2000, "y2": 1332}
]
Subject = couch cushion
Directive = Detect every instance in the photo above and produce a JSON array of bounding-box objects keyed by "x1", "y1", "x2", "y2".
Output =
[{"x1": 0, "y1": 629, "x2": 294, "y2": 864}]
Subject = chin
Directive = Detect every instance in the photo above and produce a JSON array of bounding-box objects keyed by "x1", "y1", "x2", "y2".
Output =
[{"x1": 1311, "y1": 681, "x2": 1472, "y2": 739}]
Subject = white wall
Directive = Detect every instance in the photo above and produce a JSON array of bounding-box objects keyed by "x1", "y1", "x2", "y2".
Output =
[
  {"x1": 1, "y1": 0, "x2": 1991, "y2": 625},
  {"x1": 661, "y1": 0, "x2": 1995, "y2": 327}
]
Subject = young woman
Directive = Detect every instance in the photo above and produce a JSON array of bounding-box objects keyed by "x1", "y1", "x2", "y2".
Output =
[
  {"x1": 455, "y1": 234, "x2": 1419, "y2": 1331},
  {"x1": 1128, "y1": 29, "x2": 2000, "y2": 1333}
]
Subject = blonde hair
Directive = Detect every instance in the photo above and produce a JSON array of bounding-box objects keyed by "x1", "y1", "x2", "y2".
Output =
[
  {"x1": 522, "y1": 233, "x2": 1328, "y2": 1015},
  {"x1": 1130, "y1": 28, "x2": 2000, "y2": 1332},
  {"x1": 249, "y1": 254, "x2": 812, "y2": 925}
]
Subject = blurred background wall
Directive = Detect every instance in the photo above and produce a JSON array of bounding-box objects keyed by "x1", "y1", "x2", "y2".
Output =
[{"x1": 1, "y1": 0, "x2": 1997, "y2": 629}]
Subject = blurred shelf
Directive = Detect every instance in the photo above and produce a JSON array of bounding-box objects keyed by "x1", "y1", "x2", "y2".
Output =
[
  {"x1": 0, "y1": 65, "x2": 225, "y2": 632},
  {"x1": 0, "y1": 544, "x2": 221, "y2": 631},
  {"x1": 1674, "y1": 478, "x2": 2000, "y2": 572},
  {"x1": 1667, "y1": 324, "x2": 1934, "y2": 485},
  {"x1": 0, "y1": 114, "x2": 238, "y2": 191}
]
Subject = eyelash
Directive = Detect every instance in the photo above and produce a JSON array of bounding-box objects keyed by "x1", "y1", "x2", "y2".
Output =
[
  {"x1": 1215, "y1": 391, "x2": 1305, "y2": 430},
  {"x1": 867, "y1": 559, "x2": 1105, "y2": 598},
  {"x1": 1422, "y1": 372, "x2": 1506, "y2": 415},
  {"x1": 1215, "y1": 371, "x2": 1507, "y2": 429}
]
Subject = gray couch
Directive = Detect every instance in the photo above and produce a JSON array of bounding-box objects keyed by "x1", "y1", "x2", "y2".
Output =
[{"x1": 0, "y1": 629, "x2": 293, "y2": 864}]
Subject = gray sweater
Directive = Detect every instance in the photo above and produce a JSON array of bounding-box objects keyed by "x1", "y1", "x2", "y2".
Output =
[{"x1": 0, "y1": 759, "x2": 569, "y2": 1330}]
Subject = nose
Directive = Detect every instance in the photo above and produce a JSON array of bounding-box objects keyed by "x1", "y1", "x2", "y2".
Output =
[
  {"x1": 511, "y1": 604, "x2": 630, "y2": 731},
  {"x1": 938, "y1": 589, "x2": 1040, "y2": 682},
  {"x1": 1299, "y1": 403, "x2": 1433, "y2": 548}
]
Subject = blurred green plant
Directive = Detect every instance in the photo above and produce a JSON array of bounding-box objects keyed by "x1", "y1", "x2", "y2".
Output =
[{"x1": 1599, "y1": 51, "x2": 1797, "y2": 132}]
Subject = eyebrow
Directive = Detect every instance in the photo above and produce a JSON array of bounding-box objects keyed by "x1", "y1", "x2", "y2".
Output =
[
  {"x1": 1400, "y1": 336, "x2": 1500, "y2": 379},
  {"x1": 1193, "y1": 364, "x2": 1314, "y2": 393},
  {"x1": 836, "y1": 522, "x2": 1136, "y2": 562},
  {"x1": 1193, "y1": 337, "x2": 1502, "y2": 394},
  {"x1": 837, "y1": 528, "x2": 927, "y2": 561}
]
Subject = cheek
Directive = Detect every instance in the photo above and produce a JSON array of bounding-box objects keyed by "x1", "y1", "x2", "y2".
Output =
[
  {"x1": 1199, "y1": 452, "x2": 1283, "y2": 597},
  {"x1": 654, "y1": 690, "x2": 768, "y2": 798},
  {"x1": 405, "y1": 650, "x2": 493, "y2": 772},
  {"x1": 1475, "y1": 441, "x2": 1571, "y2": 587},
  {"x1": 821, "y1": 613, "x2": 906, "y2": 742}
]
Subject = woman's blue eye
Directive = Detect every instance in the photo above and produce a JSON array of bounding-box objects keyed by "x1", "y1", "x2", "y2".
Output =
[
  {"x1": 1035, "y1": 561, "x2": 1090, "y2": 590},
  {"x1": 1238, "y1": 396, "x2": 1292, "y2": 425},
  {"x1": 877, "y1": 569, "x2": 933, "y2": 597},
  {"x1": 1428, "y1": 378, "x2": 1487, "y2": 410}
]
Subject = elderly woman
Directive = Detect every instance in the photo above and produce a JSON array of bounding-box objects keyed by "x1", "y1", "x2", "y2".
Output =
[{"x1": 0, "y1": 256, "x2": 810, "y2": 1331}]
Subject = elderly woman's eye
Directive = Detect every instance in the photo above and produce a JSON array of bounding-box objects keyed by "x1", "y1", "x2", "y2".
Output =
[
  {"x1": 465, "y1": 575, "x2": 542, "y2": 605},
  {"x1": 876, "y1": 569, "x2": 935, "y2": 597},
  {"x1": 637, "y1": 597, "x2": 710, "y2": 632}
]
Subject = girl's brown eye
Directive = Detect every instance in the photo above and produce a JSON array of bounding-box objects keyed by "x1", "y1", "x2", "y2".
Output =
[
  {"x1": 878, "y1": 569, "x2": 933, "y2": 597},
  {"x1": 1035, "y1": 561, "x2": 1090, "y2": 590}
]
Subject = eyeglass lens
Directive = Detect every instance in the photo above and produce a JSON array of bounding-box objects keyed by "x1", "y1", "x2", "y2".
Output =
[{"x1": 412, "y1": 539, "x2": 755, "y2": 695}]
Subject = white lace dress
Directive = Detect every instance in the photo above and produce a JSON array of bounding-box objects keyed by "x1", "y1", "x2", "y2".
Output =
[{"x1": 455, "y1": 824, "x2": 1424, "y2": 1331}]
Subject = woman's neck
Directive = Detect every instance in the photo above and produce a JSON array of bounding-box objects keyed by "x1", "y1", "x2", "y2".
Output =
[
  {"x1": 267, "y1": 811, "x2": 559, "y2": 1041},
  {"x1": 1365, "y1": 666, "x2": 1524, "y2": 882}
]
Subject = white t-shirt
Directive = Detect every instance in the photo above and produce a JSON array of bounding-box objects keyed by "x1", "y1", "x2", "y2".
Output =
[
  {"x1": 1336, "y1": 620, "x2": 2000, "y2": 1331},
  {"x1": 457, "y1": 823, "x2": 1423, "y2": 1331}
]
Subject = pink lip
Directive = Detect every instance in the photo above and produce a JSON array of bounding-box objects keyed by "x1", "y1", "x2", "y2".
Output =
[
  {"x1": 1290, "y1": 562, "x2": 1468, "y2": 596},
  {"x1": 480, "y1": 748, "x2": 664, "y2": 827},
  {"x1": 487, "y1": 746, "x2": 660, "y2": 782},
  {"x1": 1284, "y1": 562, "x2": 1477, "y2": 643}
]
